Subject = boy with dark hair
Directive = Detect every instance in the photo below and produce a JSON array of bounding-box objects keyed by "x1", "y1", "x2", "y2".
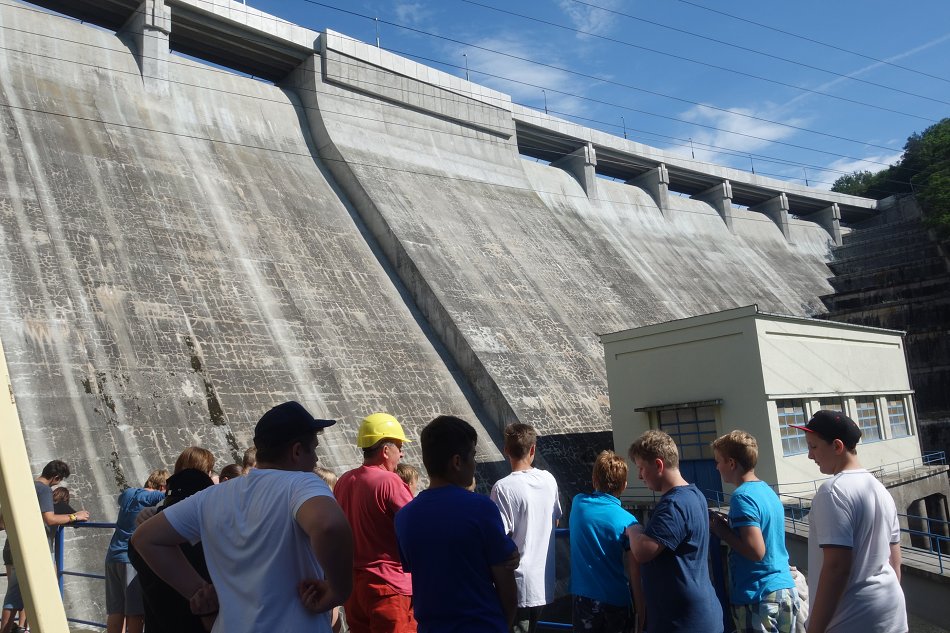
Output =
[
  {"x1": 569, "y1": 450, "x2": 639, "y2": 633},
  {"x1": 490, "y1": 423, "x2": 561, "y2": 633},
  {"x1": 628, "y1": 430, "x2": 723, "y2": 633},
  {"x1": 790, "y1": 411, "x2": 906, "y2": 633},
  {"x1": 395, "y1": 415, "x2": 519, "y2": 632},
  {"x1": 2, "y1": 460, "x2": 90, "y2": 633},
  {"x1": 709, "y1": 431, "x2": 798, "y2": 633},
  {"x1": 133, "y1": 401, "x2": 353, "y2": 633}
]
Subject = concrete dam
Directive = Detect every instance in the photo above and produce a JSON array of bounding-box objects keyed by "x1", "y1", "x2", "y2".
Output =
[{"x1": 0, "y1": 0, "x2": 881, "y2": 604}]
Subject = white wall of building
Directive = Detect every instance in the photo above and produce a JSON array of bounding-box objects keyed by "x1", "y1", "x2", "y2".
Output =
[{"x1": 601, "y1": 305, "x2": 921, "y2": 502}]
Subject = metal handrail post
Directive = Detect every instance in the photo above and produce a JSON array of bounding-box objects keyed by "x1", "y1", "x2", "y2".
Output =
[{"x1": 55, "y1": 525, "x2": 65, "y2": 595}]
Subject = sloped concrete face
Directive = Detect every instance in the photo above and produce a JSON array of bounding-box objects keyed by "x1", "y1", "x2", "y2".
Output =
[
  {"x1": 0, "y1": 3, "x2": 485, "y2": 527},
  {"x1": 0, "y1": 2, "x2": 847, "y2": 600},
  {"x1": 292, "y1": 43, "x2": 836, "y2": 452}
]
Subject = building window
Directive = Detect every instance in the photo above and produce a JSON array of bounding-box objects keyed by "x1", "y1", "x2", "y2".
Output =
[
  {"x1": 887, "y1": 397, "x2": 911, "y2": 438},
  {"x1": 818, "y1": 399, "x2": 844, "y2": 412},
  {"x1": 776, "y1": 399, "x2": 808, "y2": 456},
  {"x1": 855, "y1": 399, "x2": 882, "y2": 443},
  {"x1": 658, "y1": 406, "x2": 717, "y2": 461}
]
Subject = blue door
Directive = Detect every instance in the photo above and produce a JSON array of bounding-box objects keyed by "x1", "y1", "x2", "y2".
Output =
[
  {"x1": 680, "y1": 459, "x2": 723, "y2": 501},
  {"x1": 658, "y1": 406, "x2": 723, "y2": 501}
]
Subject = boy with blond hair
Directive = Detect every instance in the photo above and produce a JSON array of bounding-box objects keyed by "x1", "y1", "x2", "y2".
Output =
[
  {"x1": 569, "y1": 450, "x2": 638, "y2": 633},
  {"x1": 628, "y1": 430, "x2": 722, "y2": 633},
  {"x1": 490, "y1": 424, "x2": 561, "y2": 633},
  {"x1": 105, "y1": 469, "x2": 169, "y2": 633},
  {"x1": 395, "y1": 463, "x2": 420, "y2": 497},
  {"x1": 709, "y1": 431, "x2": 797, "y2": 633}
]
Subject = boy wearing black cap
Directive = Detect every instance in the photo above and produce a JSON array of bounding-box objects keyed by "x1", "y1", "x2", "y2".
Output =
[
  {"x1": 133, "y1": 401, "x2": 353, "y2": 633},
  {"x1": 791, "y1": 410, "x2": 906, "y2": 633}
]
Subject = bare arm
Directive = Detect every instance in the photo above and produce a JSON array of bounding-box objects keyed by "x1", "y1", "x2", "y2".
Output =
[
  {"x1": 490, "y1": 550, "x2": 519, "y2": 627},
  {"x1": 625, "y1": 547, "x2": 646, "y2": 633},
  {"x1": 888, "y1": 543, "x2": 902, "y2": 582},
  {"x1": 628, "y1": 523, "x2": 665, "y2": 564},
  {"x1": 806, "y1": 547, "x2": 852, "y2": 633},
  {"x1": 708, "y1": 513, "x2": 766, "y2": 562},
  {"x1": 42, "y1": 509, "x2": 89, "y2": 526},
  {"x1": 295, "y1": 496, "x2": 353, "y2": 613},
  {"x1": 131, "y1": 514, "x2": 215, "y2": 611}
]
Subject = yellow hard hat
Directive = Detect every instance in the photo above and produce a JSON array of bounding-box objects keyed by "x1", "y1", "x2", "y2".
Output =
[{"x1": 357, "y1": 412, "x2": 410, "y2": 448}]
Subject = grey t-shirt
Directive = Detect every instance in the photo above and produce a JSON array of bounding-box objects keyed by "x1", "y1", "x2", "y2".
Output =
[{"x1": 2, "y1": 481, "x2": 57, "y2": 562}]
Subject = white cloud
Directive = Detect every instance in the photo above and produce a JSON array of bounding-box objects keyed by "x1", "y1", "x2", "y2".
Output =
[
  {"x1": 672, "y1": 102, "x2": 809, "y2": 167},
  {"x1": 808, "y1": 151, "x2": 905, "y2": 190},
  {"x1": 557, "y1": 0, "x2": 624, "y2": 37},
  {"x1": 453, "y1": 35, "x2": 592, "y2": 116},
  {"x1": 393, "y1": 2, "x2": 431, "y2": 27}
]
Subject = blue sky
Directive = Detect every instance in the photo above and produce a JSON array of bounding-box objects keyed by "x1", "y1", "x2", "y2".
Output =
[{"x1": 245, "y1": 0, "x2": 949, "y2": 190}]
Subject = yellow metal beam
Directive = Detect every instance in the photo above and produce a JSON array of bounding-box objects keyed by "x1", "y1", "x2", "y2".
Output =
[{"x1": 0, "y1": 337, "x2": 69, "y2": 633}]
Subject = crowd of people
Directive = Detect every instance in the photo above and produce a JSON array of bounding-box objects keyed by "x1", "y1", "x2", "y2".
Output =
[{"x1": 0, "y1": 405, "x2": 907, "y2": 633}]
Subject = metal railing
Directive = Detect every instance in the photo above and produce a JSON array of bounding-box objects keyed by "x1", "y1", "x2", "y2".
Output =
[
  {"x1": 55, "y1": 521, "x2": 114, "y2": 629},
  {"x1": 29, "y1": 480, "x2": 950, "y2": 631},
  {"x1": 772, "y1": 450, "x2": 947, "y2": 498},
  {"x1": 707, "y1": 484, "x2": 950, "y2": 575}
]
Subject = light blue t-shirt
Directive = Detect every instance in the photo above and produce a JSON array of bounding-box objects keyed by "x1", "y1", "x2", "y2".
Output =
[
  {"x1": 727, "y1": 480, "x2": 795, "y2": 604},
  {"x1": 569, "y1": 492, "x2": 637, "y2": 607},
  {"x1": 106, "y1": 487, "x2": 165, "y2": 563}
]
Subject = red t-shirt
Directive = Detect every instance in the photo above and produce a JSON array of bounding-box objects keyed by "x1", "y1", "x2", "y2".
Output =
[{"x1": 335, "y1": 464, "x2": 415, "y2": 594}]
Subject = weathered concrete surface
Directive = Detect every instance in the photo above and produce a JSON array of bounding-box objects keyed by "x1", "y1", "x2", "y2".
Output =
[
  {"x1": 293, "y1": 32, "x2": 837, "y2": 451},
  {"x1": 0, "y1": 4, "x2": 495, "y2": 615},
  {"x1": 0, "y1": 0, "x2": 868, "y2": 617}
]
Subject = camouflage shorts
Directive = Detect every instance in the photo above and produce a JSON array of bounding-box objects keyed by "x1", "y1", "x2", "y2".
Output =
[
  {"x1": 731, "y1": 588, "x2": 799, "y2": 633},
  {"x1": 572, "y1": 595, "x2": 634, "y2": 633}
]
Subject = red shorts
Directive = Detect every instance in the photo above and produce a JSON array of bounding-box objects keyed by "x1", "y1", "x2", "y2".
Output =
[{"x1": 344, "y1": 571, "x2": 417, "y2": 633}]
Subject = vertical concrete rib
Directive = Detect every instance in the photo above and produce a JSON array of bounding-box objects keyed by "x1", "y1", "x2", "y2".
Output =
[
  {"x1": 801, "y1": 204, "x2": 842, "y2": 245},
  {"x1": 551, "y1": 143, "x2": 598, "y2": 200},
  {"x1": 691, "y1": 180, "x2": 734, "y2": 232},
  {"x1": 627, "y1": 164, "x2": 670, "y2": 217},
  {"x1": 750, "y1": 193, "x2": 791, "y2": 242},
  {"x1": 118, "y1": 0, "x2": 170, "y2": 96},
  {"x1": 284, "y1": 55, "x2": 514, "y2": 440}
]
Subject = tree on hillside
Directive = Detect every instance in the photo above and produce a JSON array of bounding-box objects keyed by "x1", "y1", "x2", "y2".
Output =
[
  {"x1": 832, "y1": 118, "x2": 950, "y2": 231},
  {"x1": 831, "y1": 170, "x2": 880, "y2": 196}
]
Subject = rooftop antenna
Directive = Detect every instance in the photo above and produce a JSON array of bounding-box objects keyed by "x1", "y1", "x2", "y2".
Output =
[
  {"x1": 749, "y1": 154, "x2": 756, "y2": 175},
  {"x1": 689, "y1": 138, "x2": 695, "y2": 159},
  {"x1": 803, "y1": 167, "x2": 810, "y2": 186},
  {"x1": 375, "y1": 17, "x2": 380, "y2": 48},
  {"x1": 621, "y1": 116, "x2": 627, "y2": 139},
  {"x1": 463, "y1": 53, "x2": 470, "y2": 81},
  {"x1": 542, "y1": 90, "x2": 548, "y2": 114}
]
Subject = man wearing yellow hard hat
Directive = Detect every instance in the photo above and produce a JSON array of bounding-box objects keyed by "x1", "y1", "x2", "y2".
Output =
[{"x1": 335, "y1": 413, "x2": 417, "y2": 633}]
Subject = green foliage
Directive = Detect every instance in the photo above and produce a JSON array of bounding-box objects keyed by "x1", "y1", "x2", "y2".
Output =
[
  {"x1": 830, "y1": 170, "x2": 881, "y2": 196},
  {"x1": 831, "y1": 118, "x2": 950, "y2": 232}
]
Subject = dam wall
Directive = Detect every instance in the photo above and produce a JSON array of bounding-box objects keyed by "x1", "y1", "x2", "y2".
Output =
[{"x1": 0, "y1": 0, "x2": 880, "y2": 616}]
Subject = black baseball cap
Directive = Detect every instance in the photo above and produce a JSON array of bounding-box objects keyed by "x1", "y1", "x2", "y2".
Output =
[
  {"x1": 254, "y1": 401, "x2": 336, "y2": 449},
  {"x1": 790, "y1": 409, "x2": 862, "y2": 449}
]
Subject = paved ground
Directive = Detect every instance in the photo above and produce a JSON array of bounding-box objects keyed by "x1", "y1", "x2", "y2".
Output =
[{"x1": 910, "y1": 613, "x2": 950, "y2": 633}]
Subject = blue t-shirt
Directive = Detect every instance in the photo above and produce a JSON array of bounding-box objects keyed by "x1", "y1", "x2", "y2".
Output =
[
  {"x1": 106, "y1": 488, "x2": 165, "y2": 563},
  {"x1": 642, "y1": 484, "x2": 723, "y2": 633},
  {"x1": 569, "y1": 492, "x2": 637, "y2": 606},
  {"x1": 727, "y1": 481, "x2": 795, "y2": 604},
  {"x1": 395, "y1": 486, "x2": 517, "y2": 633}
]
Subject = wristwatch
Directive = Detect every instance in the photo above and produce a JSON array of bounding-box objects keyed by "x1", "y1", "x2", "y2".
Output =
[{"x1": 69, "y1": 513, "x2": 77, "y2": 523}]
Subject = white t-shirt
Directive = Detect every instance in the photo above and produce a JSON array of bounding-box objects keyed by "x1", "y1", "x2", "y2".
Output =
[
  {"x1": 163, "y1": 469, "x2": 335, "y2": 633},
  {"x1": 807, "y1": 469, "x2": 907, "y2": 633},
  {"x1": 490, "y1": 468, "x2": 562, "y2": 607}
]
